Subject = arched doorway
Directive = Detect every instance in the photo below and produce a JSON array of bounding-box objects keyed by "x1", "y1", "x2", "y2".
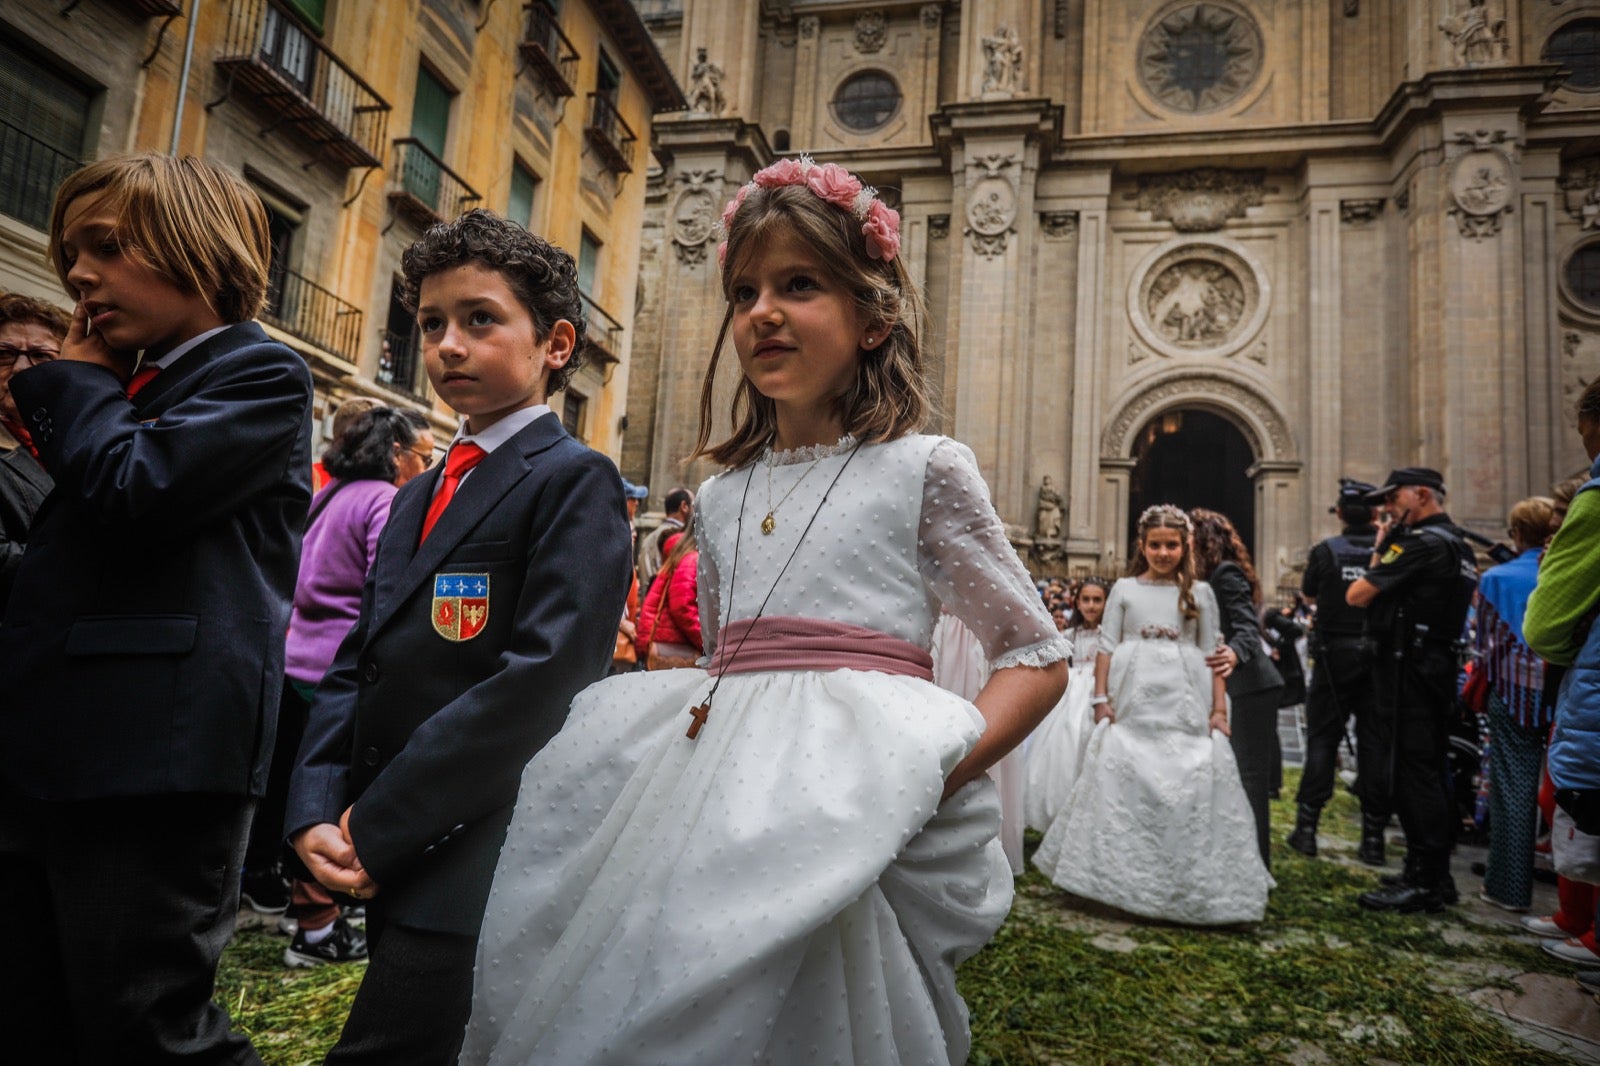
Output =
[{"x1": 1126, "y1": 407, "x2": 1257, "y2": 559}]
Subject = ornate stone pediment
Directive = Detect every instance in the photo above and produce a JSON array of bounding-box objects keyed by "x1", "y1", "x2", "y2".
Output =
[{"x1": 1132, "y1": 168, "x2": 1270, "y2": 232}]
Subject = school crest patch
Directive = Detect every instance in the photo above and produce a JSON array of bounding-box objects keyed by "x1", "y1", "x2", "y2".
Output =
[{"x1": 432, "y1": 573, "x2": 489, "y2": 642}]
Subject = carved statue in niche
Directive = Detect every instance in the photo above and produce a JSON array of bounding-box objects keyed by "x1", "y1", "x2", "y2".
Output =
[
  {"x1": 1439, "y1": 0, "x2": 1508, "y2": 67},
  {"x1": 979, "y1": 25, "x2": 1024, "y2": 98},
  {"x1": 1147, "y1": 261, "x2": 1247, "y2": 347},
  {"x1": 1035, "y1": 477, "x2": 1064, "y2": 540},
  {"x1": 686, "y1": 48, "x2": 726, "y2": 116}
]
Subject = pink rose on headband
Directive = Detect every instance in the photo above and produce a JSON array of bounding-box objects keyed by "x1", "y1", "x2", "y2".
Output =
[
  {"x1": 805, "y1": 164, "x2": 862, "y2": 210},
  {"x1": 861, "y1": 199, "x2": 901, "y2": 262},
  {"x1": 753, "y1": 158, "x2": 807, "y2": 188},
  {"x1": 720, "y1": 184, "x2": 750, "y2": 230}
]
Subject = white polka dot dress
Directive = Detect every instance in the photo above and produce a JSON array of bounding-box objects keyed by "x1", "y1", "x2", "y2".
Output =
[{"x1": 461, "y1": 435, "x2": 1068, "y2": 1065}]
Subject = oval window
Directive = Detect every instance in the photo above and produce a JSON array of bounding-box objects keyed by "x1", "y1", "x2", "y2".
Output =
[
  {"x1": 1545, "y1": 19, "x2": 1600, "y2": 91},
  {"x1": 1566, "y1": 240, "x2": 1600, "y2": 313},
  {"x1": 833, "y1": 71, "x2": 900, "y2": 132}
]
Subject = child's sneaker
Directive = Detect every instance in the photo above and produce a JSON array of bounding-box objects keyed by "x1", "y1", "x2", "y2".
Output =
[
  {"x1": 239, "y1": 866, "x2": 290, "y2": 915},
  {"x1": 283, "y1": 916, "x2": 368, "y2": 969}
]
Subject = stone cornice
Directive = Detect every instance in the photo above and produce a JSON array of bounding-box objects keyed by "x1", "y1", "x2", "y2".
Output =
[
  {"x1": 652, "y1": 115, "x2": 772, "y2": 173},
  {"x1": 929, "y1": 98, "x2": 1065, "y2": 164},
  {"x1": 1372, "y1": 64, "x2": 1566, "y2": 149}
]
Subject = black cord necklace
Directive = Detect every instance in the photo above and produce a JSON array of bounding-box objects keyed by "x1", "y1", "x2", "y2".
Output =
[{"x1": 687, "y1": 441, "x2": 864, "y2": 739}]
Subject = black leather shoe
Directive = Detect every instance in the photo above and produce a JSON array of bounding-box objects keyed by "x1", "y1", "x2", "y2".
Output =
[
  {"x1": 1287, "y1": 805, "x2": 1319, "y2": 858},
  {"x1": 1357, "y1": 882, "x2": 1446, "y2": 914}
]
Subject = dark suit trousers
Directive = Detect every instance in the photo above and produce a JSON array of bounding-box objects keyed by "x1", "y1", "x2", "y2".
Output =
[
  {"x1": 1228, "y1": 686, "x2": 1282, "y2": 866},
  {"x1": 324, "y1": 906, "x2": 477, "y2": 1066},
  {"x1": 0, "y1": 792, "x2": 260, "y2": 1065},
  {"x1": 1296, "y1": 640, "x2": 1391, "y2": 819}
]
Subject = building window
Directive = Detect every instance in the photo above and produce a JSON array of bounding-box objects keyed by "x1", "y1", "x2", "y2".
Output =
[
  {"x1": 509, "y1": 162, "x2": 540, "y2": 229},
  {"x1": 380, "y1": 275, "x2": 427, "y2": 400},
  {"x1": 832, "y1": 71, "x2": 900, "y2": 132},
  {"x1": 1545, "y1": 20, "x2": 1600, "y2": 91},
  {"x1": 0, "y1": 39, "x2": 92, "y2": 231},
  {"x1": 562, "y1": 391, "x2": 587, "y2": 441},
  {"x1": 596, "y1": 49, "x2": 622, "y2": 103},
  {"x1": 1567, "y1": 240, "x2": 1600, "y2": 313},
  {"x1": 578, "y1": 229, "x2": 601, "y2": 297},
  {"x1": 1137, "y1": 3, "x2": 1264, "y2": 114}
]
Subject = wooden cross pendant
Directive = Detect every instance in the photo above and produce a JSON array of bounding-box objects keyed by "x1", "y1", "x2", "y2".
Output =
[{"x1": 686, "y1": 702, "x2": 711, "y2": 739}]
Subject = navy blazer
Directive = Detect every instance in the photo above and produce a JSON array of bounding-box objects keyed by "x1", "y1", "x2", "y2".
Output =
[
  {"x1": 1210, "y1": 561, "x2": 1284, "y2": 698},
  {"x1": 0, "y1": 322, "x2": 313, "y2": 800},
  {"x1": 287, "y1": 411, "x2": 632, "y2": 937}
]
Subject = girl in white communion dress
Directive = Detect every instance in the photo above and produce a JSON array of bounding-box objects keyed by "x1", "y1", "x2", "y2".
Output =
[
  {"x1": 460, "y1": 159, "x2": 1069, "y2": 1065},
  {"x1": 1024, "y1": 576, "x2": 1110, "y2": 831},
  {"x1": 1031, "y1": 506, "x2": 1273, "y2": 926}
]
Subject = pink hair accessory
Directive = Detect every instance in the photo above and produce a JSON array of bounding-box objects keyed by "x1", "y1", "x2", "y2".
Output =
[{"x1": 719, "y1": 155, "x2": 900, "y2": 262}]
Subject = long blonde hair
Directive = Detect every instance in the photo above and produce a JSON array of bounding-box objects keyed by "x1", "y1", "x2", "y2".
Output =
[
  {"x1": 1128, "y1": 505, "x2": 1199, "y2": 619},
  {"x1": 692, "y1": 182, "x2": 930, "y2": 468}
]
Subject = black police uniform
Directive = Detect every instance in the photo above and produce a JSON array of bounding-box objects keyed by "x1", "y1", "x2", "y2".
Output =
[
  {"x1": 1292, "y1": 523, "x2": 1385, "y2": 852},
  {"x1": 1360, "y1": 513, "x2": 1478, "y2": 902}
]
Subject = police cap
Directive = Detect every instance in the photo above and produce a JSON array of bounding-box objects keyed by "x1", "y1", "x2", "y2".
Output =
[
  {"x1": 1330, "y1": 478, "x2": 1378, "y2": 514},
  {"x1": 1365, "y1": 467, "x2": 1445, "y2": 500}
]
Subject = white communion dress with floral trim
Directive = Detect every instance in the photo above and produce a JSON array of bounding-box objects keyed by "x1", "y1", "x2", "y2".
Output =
[
  {"x1": 1030, "y1": 577, "x2": 1273, "y2": 925},
  {"x1": 1022, "y1": 627, "x2": 1102, "y2": 832},
  {"x1": 461, "y1": 434, "x2": 1068, "y2": 1066}
]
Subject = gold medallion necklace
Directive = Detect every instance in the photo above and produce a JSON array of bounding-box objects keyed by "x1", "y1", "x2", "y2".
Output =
[{"x1": 760, "y1": 440, "x2": 841, "y2": 535}]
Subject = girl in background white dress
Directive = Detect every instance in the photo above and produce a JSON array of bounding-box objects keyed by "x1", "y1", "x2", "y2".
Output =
[
  {"x1": 1025, "y1": 577, "x2": 1110, "y2": 831},
  {"x1": 461, "y1": 158, "x2": 1069, "y2": 1066},
  {"x1": 1032, "y1": 506, "x2": 1272, "y2": 925}
]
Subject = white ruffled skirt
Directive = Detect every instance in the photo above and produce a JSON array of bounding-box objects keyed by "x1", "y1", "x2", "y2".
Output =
[
  {"x1": 461, "y1": 665, "x2": 1013, "y2": 1065},
  {"x1": 1022, "y1": 665, "x2": 1097, "y2": 832}
]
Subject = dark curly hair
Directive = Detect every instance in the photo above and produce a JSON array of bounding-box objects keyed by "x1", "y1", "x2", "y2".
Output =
[
  {"x1": 322, "y1": 407, "x2": 419, "y2": 483},
  {"x1": 399, "y1": 209, "x2": 587, "y2": 394},
  {"x1": 1189, "y1": 508, "x2": 1262, "y2": 605}
]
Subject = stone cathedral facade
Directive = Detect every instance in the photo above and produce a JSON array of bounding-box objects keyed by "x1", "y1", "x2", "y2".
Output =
[{"x1": 623, "y1": 0, "x2": 1600, "y2": 586}]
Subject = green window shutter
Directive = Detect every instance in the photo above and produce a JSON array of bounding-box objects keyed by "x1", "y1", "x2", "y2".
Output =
[
  {"x1": 281, "y1": 0, "x2": 326, "y2": 34},
  {"x1": 578, "y1": 231, "x2": 600, "y2": 296},
  {"x1": 411, "y1": 66, "x2": 452, "y2": 155},
  {"x1": 509, "y1": 164, "x2": 537, "y2": 229}
]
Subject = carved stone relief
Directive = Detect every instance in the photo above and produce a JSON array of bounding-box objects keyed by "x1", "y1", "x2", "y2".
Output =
[
  {"x1": 1447, "y1": 129, "x2": 1517, "y2": 241},
  {"x1": 1040, "y1": 211, "x2": 1079, "y2": 239},
  {"x1": 1128, "y1": 238, "x2": 1270, "y2": 360},
  {"x1": 1340, "y1": 199, "x2": 1384, "y2": 225},
  {"x1": 799, "y1": 16, "x2": 818, "y2": 40},
  {"x1": 964, "y1": 154, "x2": 1019, "y2": 259},
  {"x1": 1100, "y1": 371, "x2": 1293, "y2": 461},
  {"x1": 929, "y1": 214, "x2": 950, "y2": 239},
  {"x1": 1562, "y1": 330, "x2": 1593, "y2": 403},
  {"x1": 1559, "y1": 157, "x2": 1600, "y2": 230},
  {"x1": 1438, "y1": 0, "x2": 1509, "y2": 68},
  {"x1": 686, "y1": 49, "x2": 726, "y2": 117},
  {"x1": 920, "y1": 4, "x2": 941, "y2": 30},
  {"x1": 670, "y1": 168, "x2": 721, "y2": 267},
  {"x1": 854, "y1": 10, "x2": 886, "y2": 54},
  {"x1": 1055, "y1": 0, "x2": 1071, "y2": 37},
  {"x1": 1132, "y1": 168, "x2": 1269, "y2": 232},
  {"x1": 1137, "y1": 3, "x2": 1263, "y2": 113},
  {"x1": 978, "y1": 25, "x2": 1025, "y2": 98}
]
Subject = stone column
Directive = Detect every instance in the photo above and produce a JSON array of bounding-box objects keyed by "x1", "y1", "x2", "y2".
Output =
[
  {"x1": 1304, "y1": 182, "x2": 1344, "y2": 538},
  {"x1": 1067, "y1": 177, "x2": 1111, "y2": 568}
]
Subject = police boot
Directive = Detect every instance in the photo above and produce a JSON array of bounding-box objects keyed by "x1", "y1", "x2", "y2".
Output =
[
  {"x1": 1361, "y1": 853, "x2": 1449, "y2": 914},
  {"x1": 1358, "y1": 814, "x2": 1387, "y2": 866},
  {"x1": 1287, "y1": 804, "x2": 1319, "y2": 858}
]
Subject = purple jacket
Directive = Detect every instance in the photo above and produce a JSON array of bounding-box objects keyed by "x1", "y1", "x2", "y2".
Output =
[{"x1": 285, "y1": 478, "x2": 396, "y2": 684}]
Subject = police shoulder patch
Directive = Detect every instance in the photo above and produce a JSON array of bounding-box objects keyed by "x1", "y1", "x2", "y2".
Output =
[
  {"x1": 1380, "y1": 544, "x2": 1404, "y2": 565},
  {"x1": 432, "y1": 573, "x2": 490, "y2": 641}
]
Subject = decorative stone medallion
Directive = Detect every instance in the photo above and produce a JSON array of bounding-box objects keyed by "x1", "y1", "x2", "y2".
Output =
[
  {"x1": 964, "y1": 154, "x2": 1019, "y2": 259},
  {"x1": 1128, "y1": 238, "x2": 1269, "y2": 360},
  {"x1": 1137, "y1": 2, "x2": 1264, "y2": 114},
  {"x1": 1448, "y1": 146, "x2": 1514, "y2": 241},
  {"x1": 670, "y1": 169, "x2": 721, "y2": 267}
]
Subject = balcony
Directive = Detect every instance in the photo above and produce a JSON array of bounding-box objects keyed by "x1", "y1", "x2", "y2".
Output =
[
  {"x1": 213, "y1": 0, "x2": 390, "y2": 169},
  {"x1": 117, "y1": 0, "x2": 183, "y2": 14},
  {"x1": 378, "y1": 329, "x2": 431, "y2": 402},
  {"x1": 581, "y1": 293, "x2": 623, "y2": 366},
  {"x1": 0, "y1": 120, "x2": 81, "y2": 232},
  {"x1": 519, "y1": 3, "x2": 579, "y2": 99},
  {"x1": 387, "y1": 138, "x2": 482, "y2": 228},
  {"x1": 262, "y1": 266, "x2": 363, "y2": 364},
  {"x1": 584, "y1": 93, "x2": 636, "y2": 175}
]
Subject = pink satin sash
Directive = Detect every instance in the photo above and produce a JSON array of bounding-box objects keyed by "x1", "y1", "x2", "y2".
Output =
[{"x1": 709, "y1": 616, "x2": 934, "y2": 681}]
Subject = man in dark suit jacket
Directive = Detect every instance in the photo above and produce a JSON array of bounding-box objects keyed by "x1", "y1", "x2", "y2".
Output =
[
  {"x1": 0, "y1": 292, "x2": 68, "y2": 610},
  {"x1": 288, "y1": 211, "x2": 632, "y2": 1064}
]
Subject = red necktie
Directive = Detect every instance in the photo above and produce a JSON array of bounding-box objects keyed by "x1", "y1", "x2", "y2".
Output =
[
  {"x1": 1, "y1": 419, "x2": 37, "y2": 460},
  {"x1": 127, "y1": 365, "x2": 161, "y2": 397},
  {"x1": 419, "y1": 441, "x2": 487, "y2": 544}
]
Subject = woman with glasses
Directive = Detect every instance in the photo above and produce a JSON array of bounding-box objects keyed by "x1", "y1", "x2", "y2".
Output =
[{"x1": 0, "y1": 292, "x2": 68, "y2": 610}]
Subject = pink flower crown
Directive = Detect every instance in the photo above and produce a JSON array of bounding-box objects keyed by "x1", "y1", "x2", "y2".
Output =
[{"x1": 718, "y1": 155, "x2": 901, "y2": 266}]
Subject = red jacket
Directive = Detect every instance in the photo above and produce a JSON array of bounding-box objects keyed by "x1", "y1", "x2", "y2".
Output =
[{"x1": 639, "y1": 552, "x2": 701, "y2": 653}]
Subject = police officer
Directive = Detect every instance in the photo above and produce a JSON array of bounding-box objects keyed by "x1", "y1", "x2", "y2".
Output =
[
  {"x1": 1287, "y1": 479, "x2": 1389, "y2": 864},
  {"x1": 1347, "y1": 468, "x2": 1478, "y2": 913}
]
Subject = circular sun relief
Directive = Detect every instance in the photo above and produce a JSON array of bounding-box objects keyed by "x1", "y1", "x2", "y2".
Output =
[{"x1": 1137, "y1": 3, "x2": 1264, "y2": 114}]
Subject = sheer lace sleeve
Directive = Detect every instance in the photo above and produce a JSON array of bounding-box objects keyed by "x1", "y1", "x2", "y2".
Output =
[
  {"x1": 694, "y1": 500, "x2": 721, "y2": 664},
  {"x1": 917, "y1": 439, "x2": 1069, "y2": 671},
  {"x1": 1194, "y1": 580, "x2": 1222, "y2": 652},
  {"x1": 1098, "y1": 579, "x2": 1128, "y2": 657}
]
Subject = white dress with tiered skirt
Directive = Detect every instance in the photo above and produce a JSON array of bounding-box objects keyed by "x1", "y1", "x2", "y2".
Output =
[
  {"x1": 1022, "y1": 627, "x2": 1102, "y2": 831},
  {"x1": 461, "y1": 434, "x2": 1068, "y2": 1065},
  {"x1": 1031, "y1": 577, "x2": 1273, "y2": 925}
]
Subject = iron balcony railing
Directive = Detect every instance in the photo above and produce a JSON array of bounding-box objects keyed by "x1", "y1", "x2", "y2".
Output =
[
  {"x1": 388, "y1": 138, "x2": 482, "y2": 228},
  {"x1": 378, "y1": 329, "x2": 431, "y2": 402},
  {"x1": 118, "y1": 0, "x2": 183, "y2": 15},
  {"x1": 0, "y1": 120, "x2": 80, "y2": 232},
  {"x1": 214, "y1": 0, "x2": 390, "y2": 169},
  {"x1": 520, "y1": 3, "x2": 579, "y2": 99},
  {"x1": 262, "y1": 266, "x2": 363, "y2": 364},
  {"x1": 581, "y1": 292, "x2": 623, "y2": 365},
  {"x1": 633, "y1": 0, "x2": 683, "y2": 20},
  {"x1": 584, "y1": 93, "x2": 636, "y2": 175}
]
